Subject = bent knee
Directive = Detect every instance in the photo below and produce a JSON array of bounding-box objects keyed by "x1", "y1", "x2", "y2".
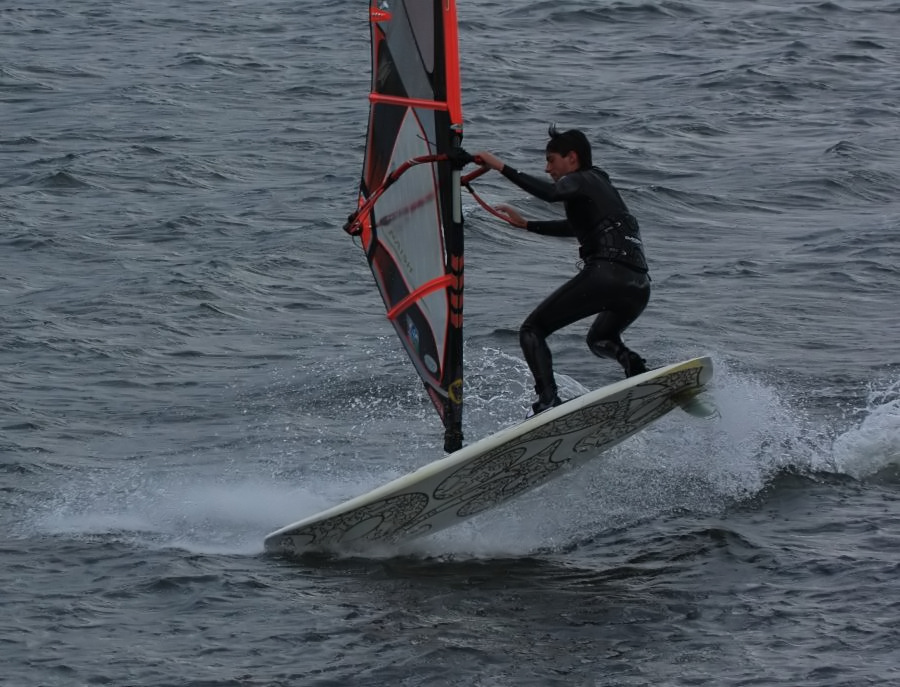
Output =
[
  {"x1": 519, "y1": 321, "x2": 541, "y2": 343},
  {"x1": 587, "y1": 335, "x2": 619, "y2": 360}
]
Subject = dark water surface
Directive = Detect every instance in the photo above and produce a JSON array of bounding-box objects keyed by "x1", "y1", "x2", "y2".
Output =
[{"x1": 3, "y1": 1, "x2": 899, "y2": 685}]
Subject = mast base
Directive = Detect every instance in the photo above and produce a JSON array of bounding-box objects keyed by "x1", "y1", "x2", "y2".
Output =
[{"x1": 443, "y1": 425, "x2": 463, "y2": 454}]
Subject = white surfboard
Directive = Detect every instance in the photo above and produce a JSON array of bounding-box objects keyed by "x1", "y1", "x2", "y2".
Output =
[{"x1": 264, "y1": 356, "x2": 714, "y2": 556}]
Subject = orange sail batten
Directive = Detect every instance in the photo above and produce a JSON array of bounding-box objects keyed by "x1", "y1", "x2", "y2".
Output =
[
  {"x1": 386, "y1": 276, "x2": 454, "y2": 321},
  {"x1": 369, "y1": 93, "x2": 451, "y2": 111}
]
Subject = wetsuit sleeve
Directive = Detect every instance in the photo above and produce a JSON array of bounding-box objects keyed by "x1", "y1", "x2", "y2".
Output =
[
  {"x1": 500, "y1": 166, "x2": 581, "y2": 203},
  {"x1": 526, "y1": 219, "x2": 574, "y2": 237}
]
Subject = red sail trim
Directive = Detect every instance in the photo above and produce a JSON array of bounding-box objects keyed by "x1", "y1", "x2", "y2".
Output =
[
  {"x1": 369, "y1": 93, "x2": 450, "y2": 112},
  {"x1": 357, "y1": 201, "x2": 374, "y2": 249},
  {"x1": 442, "y1": 0, "x2": 463, "y2": 125},
  {"x1": 386, "y1": 275, "x2": 454, "y2": 321},
  {"x1": 448, "y1": 253, "x2": 463, "y2": 329}
]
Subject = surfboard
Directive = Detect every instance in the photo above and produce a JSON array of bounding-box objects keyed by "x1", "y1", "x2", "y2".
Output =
[{"x1": 264, "y1": 356, "x2": 714, "y2": 556}]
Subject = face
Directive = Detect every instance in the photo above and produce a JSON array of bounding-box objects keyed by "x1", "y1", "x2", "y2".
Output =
[{"x1": 544, "y1": 150, "x2": 579, "y2": 181}]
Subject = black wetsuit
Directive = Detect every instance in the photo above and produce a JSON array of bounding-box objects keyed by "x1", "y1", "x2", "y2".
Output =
[{"x1": 500, "y1": 164, "x2": 651, "y2": 404}]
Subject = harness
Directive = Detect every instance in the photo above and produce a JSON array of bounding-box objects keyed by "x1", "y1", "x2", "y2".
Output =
[{"x1": 578, "y1": 214, "x2": 649, "y2": 273}]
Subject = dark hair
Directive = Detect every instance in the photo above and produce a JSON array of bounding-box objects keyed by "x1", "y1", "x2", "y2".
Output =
[{"x1": 546, "y1": 124, "x2": 592, "y2": 169}]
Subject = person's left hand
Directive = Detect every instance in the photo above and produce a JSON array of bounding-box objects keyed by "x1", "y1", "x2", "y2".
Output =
[{"x1": 473, "y1": 151, "x2": 504, "y2": 171}]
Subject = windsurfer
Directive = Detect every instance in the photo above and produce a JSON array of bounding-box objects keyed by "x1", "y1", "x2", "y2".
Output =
[{"x1": 474, "y1": 126, "x2": 651, "y2": 416}]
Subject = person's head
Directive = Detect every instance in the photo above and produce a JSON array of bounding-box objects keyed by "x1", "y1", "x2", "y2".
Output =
[{"x1": 544, "y1": 125, "x2": 592, "y2": 180}]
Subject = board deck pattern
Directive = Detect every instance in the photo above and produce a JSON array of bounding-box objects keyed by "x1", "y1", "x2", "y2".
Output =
[{"x1": 266, "y1": 358, "x2": 711, "y2": 555}]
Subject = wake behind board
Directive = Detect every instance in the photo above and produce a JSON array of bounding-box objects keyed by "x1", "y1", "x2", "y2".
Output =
[{"x1": 264, "y1": 356, "x2": 714, "y2": 557}]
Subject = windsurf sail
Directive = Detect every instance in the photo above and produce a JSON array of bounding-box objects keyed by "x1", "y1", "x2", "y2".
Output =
[{"x1": 344, "y1": 0, "x2": 467, "y2": 453}]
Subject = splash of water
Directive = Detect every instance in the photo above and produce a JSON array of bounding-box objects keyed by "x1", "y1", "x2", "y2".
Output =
[
  {"x1": 27, "y1": 353, "x2": 894, "y2": 559},
  {"x1": 831, "y1": 377, "x2": 900, "y2": 479}
]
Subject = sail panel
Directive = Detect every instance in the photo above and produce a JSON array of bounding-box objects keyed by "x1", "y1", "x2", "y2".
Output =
[
  {"x1": 357, "y1": 0, "x2": 464, "y2": 448},
  {"x1": 369, "y1": 107, "x2": 449, "y2": 382}
]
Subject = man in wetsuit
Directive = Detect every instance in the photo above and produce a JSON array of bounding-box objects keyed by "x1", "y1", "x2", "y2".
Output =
[{"x1": 475, "y1": 126, "x2": 650, "y2": 415}]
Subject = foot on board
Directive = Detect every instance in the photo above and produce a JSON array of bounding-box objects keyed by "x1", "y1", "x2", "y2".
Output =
[
  {"x1": 620, "y1": 351, "x2": 649, "y2": 378},
  {"x1": 526, "y1": 394, "x2": 563, "y2": 418}
]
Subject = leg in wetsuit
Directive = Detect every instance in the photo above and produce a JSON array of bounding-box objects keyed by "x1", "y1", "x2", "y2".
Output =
[{"x1": 519, "y1": 260, "x2": 651, "y2": 410}]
